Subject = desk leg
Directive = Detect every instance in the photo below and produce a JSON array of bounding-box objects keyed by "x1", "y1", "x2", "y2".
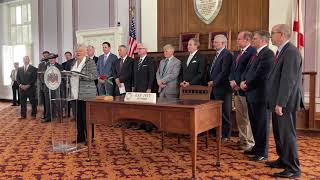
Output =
[
  {"x1": 161, "y1": 132, "x2": 164, "y2": 151},
  {"x1": 191, "y1": 134, "x2": 197, "y2": 180},
  {"x1": 86, "y1": 103, "x2": 91, "y2": 161},
  {"x1": 87, "y1": 123, "x2": 92, "y2": 161},
  {"x1": 215, "y1": 126, "x2": 221, "y2": 166},
  {"x1": 121, "y1": 127, "x2": 127, "y2": 150}
]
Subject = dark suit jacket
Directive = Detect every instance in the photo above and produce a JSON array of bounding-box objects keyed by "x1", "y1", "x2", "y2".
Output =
[
  {"x1": 112, "y1": 56, "x2": 134, "y2": 93},
  {"x1": 229, "y1": 46, "x2": 256, "y2": 96},
  {"x1": 242, "y1": 46, "x2": 274, "y2": 103},
  {"x1": 267, "y1": 42, "x2": 304, "y2": 111},
  {"x1": 209, "y1": 48, "x2": 233, "y2": 97},
  {"x1": 181, "y1": 51, "x2": 206, "y2": 85},
  {"x1": 17, "y1": 65, "x2": 38, "y2": 91},
  {"x1": 133, "y1": 56, "x2": 155, "y2": 92},
  {"x1": 92, "y1": 56, "x2": 99, "y2": 65},
  {"x1": 62, "y1": 59, "x2": 75, "y2": 71}
]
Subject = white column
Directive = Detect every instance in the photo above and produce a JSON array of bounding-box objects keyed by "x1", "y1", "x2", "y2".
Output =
[
  {"x1": 61, "y1": 0, "x2": 74, "y2": 62},
  {"x1": 141, "y1": 0, "x2": 157, "y2": 52}
]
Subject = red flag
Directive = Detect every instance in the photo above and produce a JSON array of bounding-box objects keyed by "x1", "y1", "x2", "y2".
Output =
[{"x1": 292, "y1": 0, "x2": 304, "y2": 49}]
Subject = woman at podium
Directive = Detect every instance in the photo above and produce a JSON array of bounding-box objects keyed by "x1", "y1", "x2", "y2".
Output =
[{"x1": 70, "y1": 44, "x2": 98, "y2": 143}]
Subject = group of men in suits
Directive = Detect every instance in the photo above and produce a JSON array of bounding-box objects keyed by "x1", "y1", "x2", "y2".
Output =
[
  {"x1": 12, "y1": 22, "x2": 302, "y2": 178},
  {"x1": 225, "y1": 25, "x2": 302, "y2": 178}
]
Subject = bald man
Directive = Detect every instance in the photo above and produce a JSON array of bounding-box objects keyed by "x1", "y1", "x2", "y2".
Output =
[{"x1": 17, "y1": 56, "x2": 38, "y2": 119}]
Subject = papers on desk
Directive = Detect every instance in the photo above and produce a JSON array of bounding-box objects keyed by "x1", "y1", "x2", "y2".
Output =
[{"x1": 119, "y1": 83, "x2": 126, "y2": 94}]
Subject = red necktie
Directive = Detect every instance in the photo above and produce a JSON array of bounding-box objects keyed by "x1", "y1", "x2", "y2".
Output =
[
  {"x1": 235, "y1": 49, "x2": 243, "y2": 67},
  {"x1": 250, "y1": 52, "x2": 257, "y2": 63},
  {"x1": 274, "y1": 50, "x2": 279, "y2": 64}
]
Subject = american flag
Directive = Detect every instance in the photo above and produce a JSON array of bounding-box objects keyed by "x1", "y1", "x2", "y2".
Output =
[{"x1": 128, "y1": 15, "x2": 138, "y2": 58}]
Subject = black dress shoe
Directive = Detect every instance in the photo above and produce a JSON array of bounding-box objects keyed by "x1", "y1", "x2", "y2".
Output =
[
  {"x1": 19, "y1": 116, "x2": 26, "y2": 120},
  {"x1": 272, "y1": 169, "x2": 301, "y2": 178},
  {"x1": 11, "y1": 104, "x2": 17, "y2": 106},
  {"x1": 266, "y1": 159, "x2": 286, "y2": 168},
  {"x1": 250, "y1": 155, "x2": 267, "y2": 161}
]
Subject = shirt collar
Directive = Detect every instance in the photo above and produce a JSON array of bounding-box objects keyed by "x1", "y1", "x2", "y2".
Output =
[
  {"x1": 140, "y1": 55, "x2": 147, "y2": 61},
  {"x1": 241, "y1": 44, "x2": 251, "y2": 54},
  {"x1": 121, "y1": 55, "x2": 127, "y2": 61},
  {"x1": 257, "y1": 44, "x2": 267, "y2": 54},
  {"x1": 277, "y1": 40, "x2": 290, "y2": 54},
  {"x1": 216, "y1": 47, "x2": 225, "y2": 55},
  {"x1": 190, "y1": 50, "x2": 198, "y2": 56},
  {"x1": 104, "y1": 52, "x2": 110, "y2": 58}
]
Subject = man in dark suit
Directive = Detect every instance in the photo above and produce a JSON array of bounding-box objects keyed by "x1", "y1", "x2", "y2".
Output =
[
  {"x1": 62, "y1": 51, "x2": 75, "y2": 71},
  {"x1": 240, "y1": 30, "x2": 274, "y2": 161},
  {"x1": 180, "y1": 38, "x2": 206, "y2": 87},
  {"x1": 38, "y1": 51, "x2": 50, "y2": 119},
  {"x1": 229, "y1": 31, "x2": 256, "y2": 150},
  {"x1": 133, "y1": 43, "x2": 156, "y2": 132},
  {"x1": 113, "y1": 45, "x2": 133, "y2": 96},
  {"x1": 87, "y1": 45, "x2": 99, "y2": 95},
  {"x1": 266, "y1": 24, "x2": 303, "y2": 178},
  {"x1": 42, "y1": 54, "x2": 64, "y2": 123},
  {"x1": 17, "y1": 56, "x2": 38, "y2": 119},
  {"x1": 208, "y1": 34, "x2": 233, "y2": 141},
  {"x1": 97, "y1": 42, "x2": 118, "y2": 96},
  {"x1": 133, "y1": 43, "x2": 155, "y2": 93}
]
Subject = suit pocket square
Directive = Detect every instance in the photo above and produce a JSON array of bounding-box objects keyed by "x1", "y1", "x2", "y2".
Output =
[
  {"x1": 142, "y1": 65, "x2": 148, "y2": 67},
  {"x1": 192, "y1": 60, "x2": 197, "y2": 63}
]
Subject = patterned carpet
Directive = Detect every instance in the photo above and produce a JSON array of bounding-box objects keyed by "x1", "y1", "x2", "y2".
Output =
[{"x1": 0, "y1": 102, "x2": 319, "y2": 179}]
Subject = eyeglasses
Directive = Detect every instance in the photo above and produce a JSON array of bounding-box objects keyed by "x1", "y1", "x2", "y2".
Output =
[{"x1": 271, "y1": 31, "x2": 282, "y2": 35}]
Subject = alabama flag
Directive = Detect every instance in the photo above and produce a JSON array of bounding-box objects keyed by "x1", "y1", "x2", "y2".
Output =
[{"x1": 292, "y1": 0, "x2": 304, "y2": 52}]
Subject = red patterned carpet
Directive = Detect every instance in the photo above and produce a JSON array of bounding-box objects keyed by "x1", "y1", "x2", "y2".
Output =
[{"x1": 0, "y1": 102, "x2": 319, "y2": 179}]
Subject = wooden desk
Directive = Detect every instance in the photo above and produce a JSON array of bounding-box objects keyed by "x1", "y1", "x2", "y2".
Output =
[{"x1": 86, "y1": 97, "x2": 222, "y2": 179}]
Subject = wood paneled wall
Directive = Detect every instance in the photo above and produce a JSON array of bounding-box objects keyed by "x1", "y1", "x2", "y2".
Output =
[{"x1": 157, "y1": 0, "x2": 269, "y2": 51}]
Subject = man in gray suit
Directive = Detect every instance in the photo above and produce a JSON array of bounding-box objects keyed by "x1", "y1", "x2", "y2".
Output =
[
  {"x1": 97, "y1": 42, "x2": 118, "y2": 96},
  {"x1": 156, "y1": 44, "x2": 181, "y2": 98},
  {"x1": 266, "y1": 24, "x2": 303, "y2": 178}
]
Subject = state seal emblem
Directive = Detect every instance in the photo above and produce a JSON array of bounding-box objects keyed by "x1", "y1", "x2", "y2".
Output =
[
  {"x1": 44, "y1": 66, "x2": 61, "y2": 90},
  {"x1": 193, "y1": 0, "x2": 223, "y2": 24}
]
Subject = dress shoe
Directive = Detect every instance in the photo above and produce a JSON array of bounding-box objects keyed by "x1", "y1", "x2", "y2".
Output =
[
  {"x1": 41, "y1": 116, "x2": 46, "y2": 120},
  {"x1": 11, "y1": 104, "x2": 17, "y2": 106},
  {"x1": 250, "y1": 155, "x2": 267, "y2": 161},
  {"x1": 266, "y1": 159, "x2": 286, "y2": 168},
  {"x1": 272, "y1": 169, "x2": 301, "y2": 178},
  {"x1": 18, "y1": 116, "x2": 26, "y2": 120}
]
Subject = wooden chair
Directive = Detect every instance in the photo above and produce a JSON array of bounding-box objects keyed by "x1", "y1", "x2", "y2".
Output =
[
  {"x1": 176, "y1": 85, "x2": 213, "y2": 148},
  {"x1": 179, "y1": 85, "x2": 212, "y2": 100},
  {"x1": 179, "y1": 32, "x2": 200, "y2": 51},
  {"x1": 208, "y1": 30, "x2": 232, "y2": 49}
]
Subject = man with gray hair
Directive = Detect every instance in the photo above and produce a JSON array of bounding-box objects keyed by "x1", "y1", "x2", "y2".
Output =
[
  {"x1": 17, "y1": 56, "x2": 38, "y2": 119},
  {"x1": 208, "y1": 34, "x2": 233, "y2": 142},
  {"x1": 156, "y1": 44, "x2": 181, "y2": 98},
  {"x1": 240, "y1": 30, "x2": 274, "y2": 161},
  {"x1": 112, "y1": 45, "x2": 134, "y2": 96},
  {"x1": 266, "y1": 24, "x2": 303, "y2": 178}
]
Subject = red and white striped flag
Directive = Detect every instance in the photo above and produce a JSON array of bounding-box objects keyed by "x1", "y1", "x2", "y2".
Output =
[
  {"x1": 128, "y1": 14, "x2": 138, "y2": 58},
  {"x1": 292, "y1": 0, "x2": 304, "y2": 51}
]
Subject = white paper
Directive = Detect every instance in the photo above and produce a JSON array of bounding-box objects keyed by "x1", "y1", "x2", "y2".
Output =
[{"x1": 119, "y1": 83, "x2": 126, "y2": 94}]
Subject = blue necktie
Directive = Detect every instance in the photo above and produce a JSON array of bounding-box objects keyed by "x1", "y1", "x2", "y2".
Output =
[{"x1": 161, "y1": 59, "x2": 169, "y2": 78}]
